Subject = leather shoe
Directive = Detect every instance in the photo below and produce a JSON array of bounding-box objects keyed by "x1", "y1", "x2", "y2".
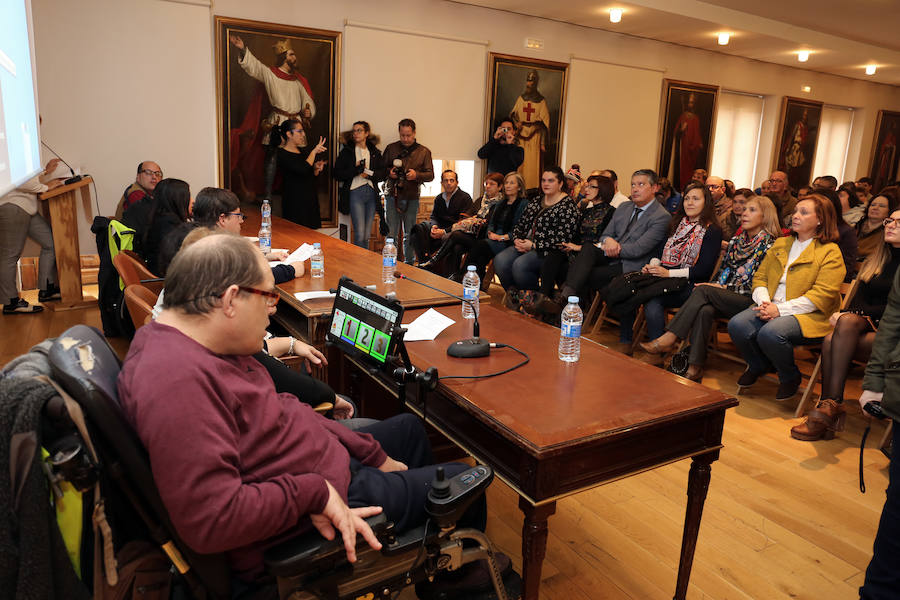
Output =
[
  {"x1": 684, "y1": 365, "x2": 703, "y2": 382},
  {"x1": 538, "y1": 293, "x2": 564, "y2": 316},
  {"x1": 639, "y1": 338, "x2": 676, "y2": 356},
  {"x1": 737, "y1": 368, "x2": 761, "y2": 387},
  {"x1": 791, "y1": 399, "x2": 846, "y2": 441},
  {"x1": 775, "y1": 377, "x2": 801, "y2": 401}
]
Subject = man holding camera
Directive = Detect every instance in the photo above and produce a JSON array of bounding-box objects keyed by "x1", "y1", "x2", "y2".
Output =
[
  {"x1": 381, "y1": 119, "x2": 434, "y2": 264},
  {"x1": 477, "y1": 119, "x2": 524, "y2": 176}
]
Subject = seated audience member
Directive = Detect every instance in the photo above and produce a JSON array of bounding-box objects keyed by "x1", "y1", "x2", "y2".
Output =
[
  {"x1": 839, "y1": 181, "x2": 866, "y2": 226},
  {"x1": 419, "y1": 172, "x2": 504, "y2": 277},
  {"x1": 756, "y1": 178, "x2": 771, "y2": 196},
  {"x1": 706, "y1": 175, "x2": 732, "y2": 228},
  {"x1": 768, "y1": 170, "x2": 797, "y2": 226},
  {"x1": 856, "y1": 191, "x2": 898, "y2": 261},
  {"x1": 857, "y1": 176, "x2": 874, "y2": 202},
  {"x1": 727, "y1": 194, "x2": 845, "y2": 401},
  {"x1": 720, "y1": 188, "x2": 751, "y2": 243},
  {"x1": 607, "y1": 182, "x2": 723, "y2": 351},
  {"x1": 797, "y1": 185, "x2": 812, "y2": 201},
  {"x1": 820, "y1": 189, "x2": 859, "y2": 281},
  {"x1": 493, "y1": 166, "x2": 579, "y2": 311},
  {"x1": 117, "y1": 234, "x2": 488, "y2": 585},
  {"x1": 477, "y1": 119, "x2": 524, "y2": 176},
  {"x1": 122, "y1": 178, "x2": 191, "y2": 275},
  {"x1": 691, "y1": 169, "x2": 708, "y2": 187},
  {"x1": 462, "y1": 172, "x2": 528, "y2": 282},
  {"x1": 409, "y1": 170, "x2": 472, "y2": 264},
  {"x1": 791, "y1": 209, "x2": 900, "y2": 441},
  {"x1": 565, "y1": 165, "x2": 583, "y2": 199},
  {"x1": 529, "y1": 174, "x2": 616, "y2": 316},
  {"x1": 724, "y1": 179, "x2": 736, "y2": 198},
  {"x1": 640, "y1": 195, "x2": 781, "y2": 380},
  {"x1": 657, "y1": 177, "x2": 681, "y2": 214},
  {"x1": 333, "y1": 120, "x2": 385, "y2": 249},
  {"x1": 188, "y1": 186, "x2": 300, "y2": 284},
  {"x1": 601, "y1": 169, "x2": 629, "y2": 208},
  {"x1": 116, "y1": 161, "x2": 162, "y2": 220},
  {"x1": 553, "y1": 169, "x2": 671, "y2": 325},
  {"x1": 813, "y1": 175, "x2": 838, "y2": 192},
  {"x1": 0, "y1": 159, "x2": 64, "y2": 314}
]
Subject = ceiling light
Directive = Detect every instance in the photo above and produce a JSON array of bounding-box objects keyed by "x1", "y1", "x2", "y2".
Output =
[
  {"x1": 801, "y1": 86, "x2": 811, "y2": 93},
  {"x1": 797, "y1": 50, "x2": 809, "y2": 62},
  {"x1": 717, "y1": 32, "x2": 731, "y2": 46},
  {"x1": 609, "y1": 8, "x2": 623, "y2": 23},
  {"x1": 865, "y1": 64, "x2": 877, "y2": 75}
]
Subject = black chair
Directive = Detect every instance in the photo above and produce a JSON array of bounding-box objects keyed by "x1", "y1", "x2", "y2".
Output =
[{"x1": 43, "y1": 325, "x2": 511, "y2": 600}]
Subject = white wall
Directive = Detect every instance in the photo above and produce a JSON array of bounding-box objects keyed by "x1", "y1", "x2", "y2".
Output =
[{"x1": 29, "y1": 0, "x2": 900, "y2": 254}]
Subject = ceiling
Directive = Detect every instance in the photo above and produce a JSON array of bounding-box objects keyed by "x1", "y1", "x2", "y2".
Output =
[{"x1": 451, "y1": 0, "x2": 900, "y2": 86}]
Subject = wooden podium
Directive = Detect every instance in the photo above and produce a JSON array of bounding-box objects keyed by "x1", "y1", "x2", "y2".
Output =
[{"x1": 38, "y1": 176, "x2": 95, "y2": 309}]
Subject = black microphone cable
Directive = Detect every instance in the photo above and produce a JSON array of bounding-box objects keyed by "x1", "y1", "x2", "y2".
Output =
[
  {"x1": 438, "y1": 343, "x2": 529, "y2": 380},
  {"x1": 40, "y1": 139, "x2": 102, "y2": 215}
]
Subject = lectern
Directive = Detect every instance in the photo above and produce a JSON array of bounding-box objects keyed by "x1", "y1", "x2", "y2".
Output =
[{"x1": 38, "y1": 176, "x2": 94, "y2": 309}]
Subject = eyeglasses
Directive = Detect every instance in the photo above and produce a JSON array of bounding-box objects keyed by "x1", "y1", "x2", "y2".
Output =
[
  {"x1": 140, "y1": 169, "x2": 163, "y2": 178},
  {"x1": 706, "y1": 184, "x2": 722, "y2": 190},
  {"x1": 226, "y1": 212, "x2": 245, "y2": 220},
  {"x1": 883, "y1": 218, "x2": 900, "y2": 228},
  {"x1": 235, "y1": 286, "x2": 280, "y2": 307}
]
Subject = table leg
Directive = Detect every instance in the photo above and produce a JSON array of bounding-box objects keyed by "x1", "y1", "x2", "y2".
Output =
[
  {"x1": 518, "y1": 496, "x2": 556, "y2": 600},
  {"x1": 674, "y1": 452, "x2": 716, "y2": 600}
]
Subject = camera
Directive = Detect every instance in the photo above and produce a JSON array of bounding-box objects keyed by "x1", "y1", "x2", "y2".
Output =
[
  {"x1": 864, "y1": 401, "x2": 887, "y2": 420},
  {"x1": 500, "y1": 127, "x2": 509, "y2": 134}
]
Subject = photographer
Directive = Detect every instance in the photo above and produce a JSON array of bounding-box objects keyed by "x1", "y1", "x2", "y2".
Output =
[
  {"x1": 381, "y1": 118, "x2": 434, "y2": 264},
  {"x1": 334, "y1": 121, "x2": 385, "y2": 248},
  {"x1": 477, "y1": 119, "x2": 524, "y2": 176}
]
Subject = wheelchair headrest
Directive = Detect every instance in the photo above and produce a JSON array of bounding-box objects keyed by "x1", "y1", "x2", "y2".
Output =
[{"x1": 48, "y1": 324, "x2": 121, "y2": 409}]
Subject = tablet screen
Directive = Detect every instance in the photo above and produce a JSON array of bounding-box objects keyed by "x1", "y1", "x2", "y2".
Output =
[{"x1": 327, "y1": 277, "x2": 403, "y2": 364}]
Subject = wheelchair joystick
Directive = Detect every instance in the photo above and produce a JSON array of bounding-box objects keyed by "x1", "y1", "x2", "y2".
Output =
[{"x1": 430, "y1": 467, "x2": 451, "y2": 499}]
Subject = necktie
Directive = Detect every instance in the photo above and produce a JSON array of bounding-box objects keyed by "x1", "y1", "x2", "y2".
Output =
[{"x1": 623, "y1": 207, "x2": 641, "y2": 236}]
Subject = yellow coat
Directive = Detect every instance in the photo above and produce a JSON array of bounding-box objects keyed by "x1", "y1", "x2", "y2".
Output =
[{"x1": 751, "y1": 236, "x2": 846, "y2": 339}]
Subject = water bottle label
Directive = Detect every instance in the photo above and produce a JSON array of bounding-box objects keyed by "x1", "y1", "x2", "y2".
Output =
[
  {"x1": 311, "y1": 258, "x2": 323, "y2": 269},
  {"x1": 262, "y1": 208, "x2": 271, "y2": 218},
  {"x1": 463, "y1": 286, "x2": 477, "y2": 300},
  {"x1": 382, "y1": 256, "x2": 396, "y2": 267},
  {"x1": 260, "y1": 238, "x2": 271, "y2": 250},
  {"x1": 562, "y1": 323, "x2": 581, "y2": 338}
]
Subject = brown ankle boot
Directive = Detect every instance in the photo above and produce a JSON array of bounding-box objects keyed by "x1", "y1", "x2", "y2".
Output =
[{"x1": 790, "y1": 399, "x2": 846, "y2": 441}]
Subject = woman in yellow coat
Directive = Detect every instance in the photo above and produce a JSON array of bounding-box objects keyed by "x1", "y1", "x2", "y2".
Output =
[{"x1": 727, "y1": 194, "x2": 845, "y2": 400}]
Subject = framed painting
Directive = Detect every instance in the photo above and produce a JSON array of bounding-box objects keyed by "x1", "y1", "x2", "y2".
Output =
[
  {"x1": 868, "y1": 110, "x2": 900, "y2": 194},
  {"x1": 215, "y1": 16, "x2": 340, "y2": 227},
  {"x1": 657, "y1": 79, "x2": 718, "y2": 193},
  {"x1": 487, "y1": 53, "x2": 568, "y2": 191},
  {"x1": 772, "y1": 96, "x2": 823, "y2": 192}
]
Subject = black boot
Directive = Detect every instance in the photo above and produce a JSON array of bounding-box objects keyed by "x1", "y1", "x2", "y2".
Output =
[
  {"x1": 419, "y1": 242, "x2": 452, "y2": 271},
  {"x1": 38, "y1": 281, "x2": 61, "y2": 302}
]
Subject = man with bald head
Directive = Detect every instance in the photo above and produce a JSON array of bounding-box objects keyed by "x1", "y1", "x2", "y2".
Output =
[
  {"x1": 115, "y1": 160, "x2": 162, "y2": 219},
  {"x1": 705, "y1": 175, "x2": 731, "y2": 219},
  {"x1": 768, "y1": 170, "x2": 797, "y2": 226}
]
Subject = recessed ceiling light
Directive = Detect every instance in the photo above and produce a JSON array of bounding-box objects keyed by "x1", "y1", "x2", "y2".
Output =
[
  {"x1": 717, "y1": 32, "x2": 731, "y2": 46},
  {"x1": 865, "y1": 64, "x2": 877, "y2": 75},
  {"x1": 797, "y1": 50, "x2": 810, "y2": 62},
  {"x1": 609, "y1": 8, "x2": 623, "y2": 23},
  {"x1": 801, "y1": 86, "x2": 811, "y2": 93}
]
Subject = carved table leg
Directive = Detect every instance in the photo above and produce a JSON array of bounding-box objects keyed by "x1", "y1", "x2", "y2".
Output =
[
  {"x1": 674, "y1": 451, "x2": 717, "y2": 600},
  {"x1": 519, "y1": 496, "x2": 556, "y2": 600}
]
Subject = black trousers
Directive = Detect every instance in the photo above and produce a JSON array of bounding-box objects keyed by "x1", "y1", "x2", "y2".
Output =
[
  {"x1": 564, "y1": 243, "x2": 622, "y2": 299},
  {"x1": 664, "y1": 285, "x2": 753, "y2": 366},
  {"x1": 409, "y1": 222, "x2": 442, "y2": 263},
  {"x1": 538, "y1": 249, "x2": 569, "y2": 296},
  {"x1": 861, "y1": 423, "x2": 900, "y2": 599},
  {"x1": 465, "y1": 240, "x2": 499, "y2": 281},
  {"x1": 349, "y1": 414, "x2": 487, "y2": 533}
]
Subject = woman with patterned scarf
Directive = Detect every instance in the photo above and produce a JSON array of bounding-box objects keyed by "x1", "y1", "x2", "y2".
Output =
[{"x1": 640, "y1": 195, "x2": 781, "y2": 380}]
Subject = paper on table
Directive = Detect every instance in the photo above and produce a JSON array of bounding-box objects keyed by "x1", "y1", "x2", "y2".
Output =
[
  {"x1": 294, "y1": 291, "x2": 336, "y2": 302},
  {"x1": 402, "y1": 308, "x2": 456, "y2": 342},
  {"x1": 271, "y1": 243, "x2": 317, "y2": 266}
]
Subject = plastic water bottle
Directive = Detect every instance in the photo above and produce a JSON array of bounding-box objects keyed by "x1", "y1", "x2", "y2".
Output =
[
  {"x1": 559, "y1": 296, "x2": 583, "y2": 362},
  {"x1": 382, "y1": 238, "x2": 397, "y2": 283},
  {"x1": 258, "y1": 199, "x2": 272, "y2": 254},
  {"x1": 310, "y1": 242, "x2": 324, "y2": 278},
  {"x1": 461, "y1": 265, "x2": 480, "y2": 319}
]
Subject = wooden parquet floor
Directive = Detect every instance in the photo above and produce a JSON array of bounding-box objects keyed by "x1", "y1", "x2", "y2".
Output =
[{"x1": 1, "y1": 283, "x2": 888, "y2": 600}]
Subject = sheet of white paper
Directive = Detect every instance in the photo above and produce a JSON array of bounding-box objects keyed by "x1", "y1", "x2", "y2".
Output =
[
  {"x1": 402, "y1": 308, "x2": 456, "y2": 342},
  {"x1": 244, "y1": 236, "x2": 259, "y2": 243},
  {"x1": 294, "y1": 291, "x2": 336, "y2": 302},
  {"x1": 270, "y1": 243, "x2": 317, "y2": 266}
]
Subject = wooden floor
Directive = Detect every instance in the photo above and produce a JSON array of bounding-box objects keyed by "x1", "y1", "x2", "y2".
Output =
[{"x1": 1, "y1": 284, "x2": 890, "y2": 600}]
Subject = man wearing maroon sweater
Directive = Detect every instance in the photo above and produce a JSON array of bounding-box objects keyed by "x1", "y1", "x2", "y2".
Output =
[{"x1": 117, "y1": 233, "x2": 484, "y2": 584}]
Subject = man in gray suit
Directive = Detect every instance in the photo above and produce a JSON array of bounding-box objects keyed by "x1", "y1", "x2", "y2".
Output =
[{"x1": 551, "y1": 169, "x2": 671, "y2": 349}]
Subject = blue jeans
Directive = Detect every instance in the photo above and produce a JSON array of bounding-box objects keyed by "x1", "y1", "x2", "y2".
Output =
[
  {"x1": 727, "y1": 308, "x2": 822, "y2": 383},
  {"x1": 493, "y1": 247, "x2": 544, "y2": 290},
  {"x1": 619, "y1": 285, "x2": 693, "y2": 343},
  {"x1": 860, "y1": 422, "x2": 900, "y2": 599},
  {"x1": 384, "y1": 195, "x2": 420, "y2": 264},
  {"x1": 349, "y1": 185, "x2": 377, "y2": 249}
]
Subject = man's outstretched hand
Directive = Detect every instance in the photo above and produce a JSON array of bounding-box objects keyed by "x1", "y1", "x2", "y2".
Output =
[{"x1": 310, "y1": 481, "x2": 383, "y2": 563}]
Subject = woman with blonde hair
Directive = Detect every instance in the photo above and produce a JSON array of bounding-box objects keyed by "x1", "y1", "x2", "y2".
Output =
[
  {"x1": 640, "y1": 195, "x2": 781, "y2": 380},
  {"x1": 462, "y1": 171, "x2": 529, "y2": 282}
]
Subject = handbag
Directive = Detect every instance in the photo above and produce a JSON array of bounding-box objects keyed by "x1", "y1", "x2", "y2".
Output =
[{"x1": 667, "y1": 347, "x2": 690, "y2": 377}]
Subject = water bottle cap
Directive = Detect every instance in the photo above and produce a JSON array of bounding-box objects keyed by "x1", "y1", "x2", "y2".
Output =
[
  {"x1": 467, "y1": 265, "x2": 476, "y2": 271},
  {"x1": 314, "y1": 242, "x2": 321, "y2": 248},
  {"x1": 386, "y1": 238, "x2": 394, "y2": 244},
  {"x1": 568, "y1": 296, "x2": 579, "y2": 304}
]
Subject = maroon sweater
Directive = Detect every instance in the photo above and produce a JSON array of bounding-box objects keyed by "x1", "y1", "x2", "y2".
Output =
[{"x1": 117, "y1": 322, "x2": 387, "y2": 577}]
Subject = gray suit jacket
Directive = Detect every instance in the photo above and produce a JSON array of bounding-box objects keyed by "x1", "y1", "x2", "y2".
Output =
[{"x1": 598, "y1": 199, "x2": 671, "y2": 272}]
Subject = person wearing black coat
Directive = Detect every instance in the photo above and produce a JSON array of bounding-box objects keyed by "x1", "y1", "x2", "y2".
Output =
[
  {"x1": 477, "y1": 118, "x2": 524, "y2": 176},
  {"x1": 274, "y1": 119, "x2": 327, "y2": 229},
  {"x1": 333, "y1": 121, "x2": 386, "y2": 248},
  {"x1": 121, "y1": 178, "x2": 191, "y2": 275}
]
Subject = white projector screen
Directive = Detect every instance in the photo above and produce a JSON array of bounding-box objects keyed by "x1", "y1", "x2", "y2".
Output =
[{"x1": 0, "y1": 0, "x2": 41, "y2": 197}]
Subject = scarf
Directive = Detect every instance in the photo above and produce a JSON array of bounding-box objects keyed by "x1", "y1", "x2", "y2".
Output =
[
  {"x1": 716, "y1": 230, "x2": 775, "y2": 294},
  {"x1": 660, "y1": 218, "x2": 708, "y2": 269}
]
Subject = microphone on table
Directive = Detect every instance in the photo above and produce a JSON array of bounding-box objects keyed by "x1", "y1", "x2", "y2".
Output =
[
  {"x1": 40, "y1": 140, "x2": 83, "y2": 185},
  {"x1": 393, "y1": 271, "x2": 490, "y2": 358}
]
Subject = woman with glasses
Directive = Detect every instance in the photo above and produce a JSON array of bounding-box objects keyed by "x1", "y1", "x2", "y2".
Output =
[
  {"x1": 275, "y1": 118, "x2": 327, "y2": 229},
  {"x1": 122, "y1": 177, "x2": 192, "y2": 275},
  {"x1": 333, "y1": 121, "x2": 385, "y2": 248},
  {"x1": 856, "y1": 191, "x2": 898, "y2": 261},
  {"x1": 791, "y1": 210, "x2": 900, "y2": 441}
]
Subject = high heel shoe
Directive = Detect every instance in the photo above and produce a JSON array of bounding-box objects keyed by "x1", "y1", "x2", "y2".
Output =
[
  {"x1": 790, "y1": 399, "x2": 846, "y2": 441},
  {"x1": 639, "y1": 337, "x2": 676, "y2": 355},
  {"x1": 684, "y1": 366, "x2": 703, "y2": 382}
]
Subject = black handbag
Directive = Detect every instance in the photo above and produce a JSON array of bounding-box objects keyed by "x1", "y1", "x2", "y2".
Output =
[{"x1": 667, "y1": 347, "x2": 690, "y2": 376}]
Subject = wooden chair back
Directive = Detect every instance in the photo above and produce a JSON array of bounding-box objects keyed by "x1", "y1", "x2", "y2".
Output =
[
  {"x1": 114, "y1": 251, "x2": 163, "y2": 294},
  {"x1": 123, "y1": 284, "x2": 158, "y2": 330}
]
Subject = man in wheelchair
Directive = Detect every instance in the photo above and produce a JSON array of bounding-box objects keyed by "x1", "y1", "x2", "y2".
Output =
[{"x1": 114, "y1": 233, "x2": 514, "y2": 598}]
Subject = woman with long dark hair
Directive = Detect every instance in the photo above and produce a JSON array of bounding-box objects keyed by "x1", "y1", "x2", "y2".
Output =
[
  {"x1": 122, "y1": 177, "x2": 191, "y2": 274},
  {"x1": 274, "y1": 118, "x2": 327, "y2": 229},
  {"x1": 333, "y1": 120, "x2": 384, "y2": 248}
]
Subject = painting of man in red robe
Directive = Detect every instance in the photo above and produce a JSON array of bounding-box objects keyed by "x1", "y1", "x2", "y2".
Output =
[
  {"x1": 870, "y1": 111, "x2": 900, "y2": 194},
  {"x1": 658, "y1": 81, "x2": 718, "y2": 193},
  {"x1": 774, "y1": 98, "x2": 822, "y2": 192}
]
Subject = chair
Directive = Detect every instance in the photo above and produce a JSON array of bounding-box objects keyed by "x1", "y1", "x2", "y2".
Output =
[
  {"x1": 43, "y1": 325, "x2": 512, "y2": 600},
  {"x1": 113, "y1": 251, "x2": 164, "y2": 295},
  {"x1": 123, "y1": 284, "x2": 158, "y2": 330}
]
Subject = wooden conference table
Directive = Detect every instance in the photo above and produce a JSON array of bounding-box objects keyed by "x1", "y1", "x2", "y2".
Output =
[{"x1": 260, "y1": 213, "x2": 737, "y2": 599}]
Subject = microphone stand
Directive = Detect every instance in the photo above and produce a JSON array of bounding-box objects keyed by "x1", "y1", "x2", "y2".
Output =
[
  {"x1": 391, "y1": 327, "x2": 439, "y2": 416},
  {"x1": 393, "y1": 271, "x2": 491, "y2": 358}
]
